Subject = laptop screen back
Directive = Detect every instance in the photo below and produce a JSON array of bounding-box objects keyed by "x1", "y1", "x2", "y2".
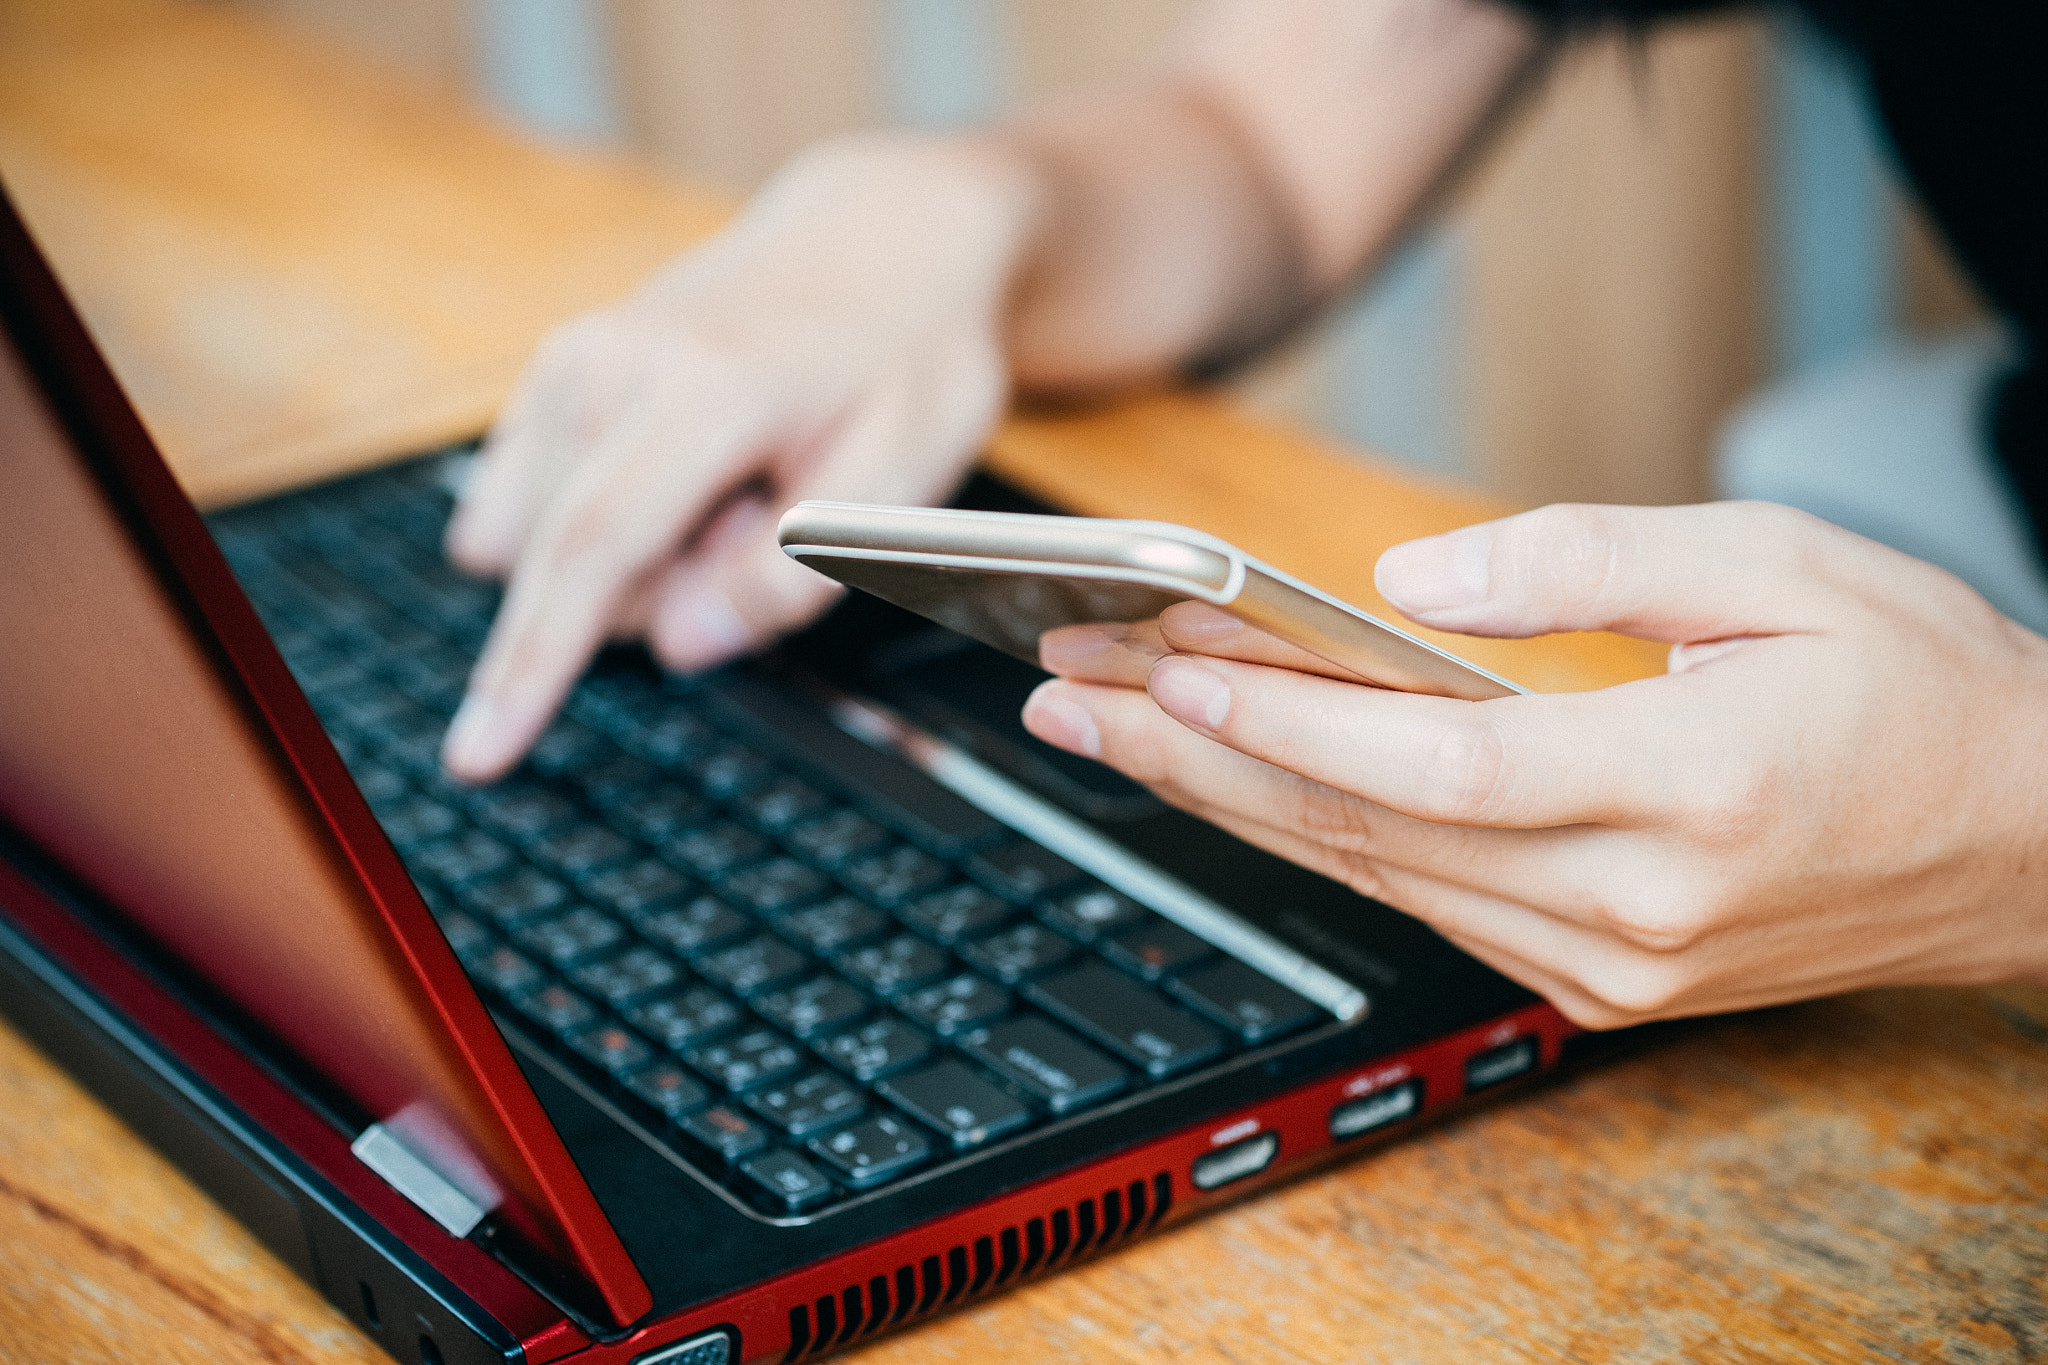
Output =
[{"x1": 0, "y1": 190, "x2": 649, "y2": 1324}]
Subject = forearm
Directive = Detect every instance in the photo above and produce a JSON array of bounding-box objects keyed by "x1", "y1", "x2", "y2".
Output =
[{"x1": 987, "y1": 0, "x2": 1544, "y2": 395}]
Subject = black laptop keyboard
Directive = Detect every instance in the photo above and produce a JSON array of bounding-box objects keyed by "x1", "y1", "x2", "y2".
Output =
[{"x1": 207, "y1": 457, "x2": 1323, "y2": 1218}]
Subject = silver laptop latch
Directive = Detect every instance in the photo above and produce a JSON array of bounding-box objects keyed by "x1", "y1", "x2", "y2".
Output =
[{"x1": 351, "y1": 1123, "x2": 494, "y2": 1237}]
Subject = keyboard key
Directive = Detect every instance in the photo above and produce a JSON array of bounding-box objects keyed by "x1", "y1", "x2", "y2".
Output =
[
  {"x1": 682, "y1": 1104, "x2": 770, "y2": 1162},
  {"x1": 958, "y1": 923, "x2": 1074, "y2": 984},
  {"x1": 898, "y1": 974, "x2": 1012, "y2": 1037},
  {"x1": 687, "y1": 739, "x2": 771, "y2": 798},
  {"x1": 719, "y1": 857, "x2": 830, "y2": 916},
  {"x1": 818, "y1": 1016, "x2": 932, "y2": 1082},
  {"x1": 637, "y1": 896, "x2": 752, "y2": 955},
  {"x1": 966, "y1": 839, "x2": 1084, "y2": 904},
  {"x1": 785, "y1": 809, "x2": 890, "y2": 870},
  {"x1": 1026, "y1": 961, "x2": 1226, "y2": 1079},
  {"x1": 579, "y1": 857, "x2": 693, "y2": 917},
  {"x1": 352, "y1": 763, "x2": 409, "y2": 808},
  {"x1": 741, "y1": 1148, "x2": 836, "y2": 1212},
  {"x1": 376, "y1": 729, "x2": 447, "y2": 778},
  {"x1": 526, "y1": 719, "x2": 605, "y2": 777},
  {"x1": 568, "y1": 1022, "x2": 653, "y2": 1076},
  {"x1": 686, "y1": 1028, "x2": 805, "y2": 1092},
  {"x1": 460, "y1": 867, "x2": 571, "y2": 928},
  {"x1": 775, "y1": 896, "x2": 889, "y2": 955},
  {"x1": 835, "y1": 934, "x2": 950, "y2": 998},
  {"x1": 613, "y1": 709, "x2": 715, "y2": 765},
  {"x1": 572, "y1": 753, "x2": 658, "y2": 806},
  {"x1": 513, "y1": 983, "x2": 598, "y2": 1036},
  {"x1": 608, "y1": 787, "x2": 714, "y2": 842},
  {"x1": 379, "y1": 795, "x2": 460, "y2": 850},
  {"x1": 288, "y1": 649, "x2": 366, "y2": 695},
  {"x1": 527, "y1": 822, "x2": 635, "y2": 878},
  {"x1": 516, "y1": 908, "x2": 628, "y2": 967},
  {"x1": 629, "y1": 987, "x2": 743, "y2": 1050},
  {"x1": 753, "y1": 976, "x2": 868, "y2": 1039},
  {"x1": 669, "y1": 821, "x2": 768, "y2": 879},
  {"x1": 709, "y1": 678, "x2": 1003, "y2": 856},
  {"x1": 1166, "y1": 959, "x2": 1319, "y2": 1044},
  {"x1": 805, "y1": 1114, "x2": 929, "y2": 1189},
  {"x1": 898, "y1": 884, "x2": 1012, "y2": 945},
  {"x1": 1036, "y1": 885, "x2": 1147, "y2": 943},
  {"x1": 962, "y1": 1017, "x2": 1126, "y2": 1114},
  {"x1": 840, "y1": 845, "x2": 949, "y2": 908},
  {"x1": 410, "y1": 830, "x2": 515, "y2": 887},
  {"x1": 693, "y1": 935, "x2": 809, "y2": 998},
  {"x1": 434, "y1": 909, "x2": 494, "y2": 963},
  {"x1": 1102, "y1": 918, "x2": 1215, "y2": 982},
  {"x1": 743, "y1": 1071, "x2": 865, "y2": 1138},
  {"x1": 386, "y1": 647, "x2": 471, "y2": 708},
  {"x1": 470, "y1": 784, "x2": 576, "y2": 842},
  {"x1": 878, "y1": 1061, "x2": 1032, "y2": 1150},
  {"x1": 467, "y1": 945, "x2": 543, "y2": 996},
  {"x1": 625, "y1": 1063, "x2": 709, "y2": 1119},
  {"x1": 570, "y1": 947, "x2": 683, "y2": 1007},
  {"x1": 736, "y1": 774, "x2": 831, "y2": 833}
]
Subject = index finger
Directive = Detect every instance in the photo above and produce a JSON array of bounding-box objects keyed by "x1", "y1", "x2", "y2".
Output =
[
  {"x1": 1156, "y1": 600, "x2": 1368, "y2": 679},
  {"x1": 1143, "y1": 652, "x2": 1696, "y2": 829},
  {"x1": 441, "y1": 387, "x2": 778, "y2": 781}
]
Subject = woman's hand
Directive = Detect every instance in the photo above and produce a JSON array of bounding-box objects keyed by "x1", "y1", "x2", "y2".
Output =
[
  {"x1": 1023, "y1": 502, "x2": 2048, "y2": 1027},
  {"x1": 439, "y1": 135, "x2": 1040, "y2": 781},
  {"x1": 432, "y1": 0, "x2": 1542, "y2": 785}
]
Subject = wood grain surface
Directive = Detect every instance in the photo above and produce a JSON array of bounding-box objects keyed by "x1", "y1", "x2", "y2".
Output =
[{"x1": 3, "y1": 2, "x2": 2045, "y2": 1362}]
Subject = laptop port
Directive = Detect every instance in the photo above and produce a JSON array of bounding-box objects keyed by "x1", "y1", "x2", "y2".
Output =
[
  {"x1": 1191, "y1": 1131, "x2": 1280, "y2": 1190},
  {"x1": 1329, "y1": 1078, "x2": 1423, "y2": 1140},
  {"x1": 632, "y1": 1331, "x2": 734, "y2": 1365},
  {"x1": 1464, "y1": 1036, "x2": 1538, "y2": 1092}
]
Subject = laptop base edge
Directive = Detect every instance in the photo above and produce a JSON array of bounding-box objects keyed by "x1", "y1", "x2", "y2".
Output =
[{"x1": 0, "y1": 851, "x2": 582, "y2": 1365}]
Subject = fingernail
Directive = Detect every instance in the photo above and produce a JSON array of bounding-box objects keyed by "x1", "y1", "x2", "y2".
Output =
[
  {"x1": 1376, "y1": 524, "x2": 1492, "y2": 618},
  {"x1": 1149, "y1": 658, "x2": 1230, "y2": 731},
  {"x1": 1021, "y1": 683, "x2": 1101, "y2": 758},
  {"x1": 1162, "y1": 602, "x2": 1243, "y2": 642},
  {"x1": 441, "y1": 692, "x2": 499, "y2": 777}
]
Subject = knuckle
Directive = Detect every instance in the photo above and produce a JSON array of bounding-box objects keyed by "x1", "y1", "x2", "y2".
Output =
[
  {"x1": 1551, "y1": 995, "x2": 1638, "y2": 1031},
  {"x1": 1594, "y1": 887, "x2": 1717, "y2": 953},
  {"x1": 1514, "y1": 503, "x2": 1628, "y2": 613},
  {"x1": 1418, "y1": 716, "x2": 1512, "y2": 824},
  {"x1": 1294, "y1": 781, "x2": 1379, "y2": 849},
  {"x1": 1574, "y1": 953, "x2": 1696, "y2": 1019}
]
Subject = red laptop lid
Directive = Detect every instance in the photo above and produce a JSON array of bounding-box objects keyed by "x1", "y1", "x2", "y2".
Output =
[{"x1": 0, "y1": 186, "x2": 652, "y2": 1327}]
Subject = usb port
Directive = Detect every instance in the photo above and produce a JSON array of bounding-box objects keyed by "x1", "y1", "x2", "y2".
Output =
[
  {"x1": 1329, "y1": 1079, "x2": 1422, "y2": 1140},
  {"x1": 1463, "y1": 1037, "x2": 1538, "y2": 1092}
]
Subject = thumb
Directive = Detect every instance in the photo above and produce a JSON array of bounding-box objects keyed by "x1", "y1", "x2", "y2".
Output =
[{"x1": 1373, "y1": 501, "x2": 1867, "y2": 643}]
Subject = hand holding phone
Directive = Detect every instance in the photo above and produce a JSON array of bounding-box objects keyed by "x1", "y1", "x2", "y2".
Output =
[{"x1": 777, "y1": 502, "x2": 1522, "y2": 700}]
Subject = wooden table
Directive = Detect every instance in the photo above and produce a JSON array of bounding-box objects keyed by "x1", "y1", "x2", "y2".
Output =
[{"x1": 5, "y1": 2, "x2": 2047, "y2": 1361}]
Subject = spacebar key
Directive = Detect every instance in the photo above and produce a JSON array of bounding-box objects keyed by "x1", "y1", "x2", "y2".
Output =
[
  {"x1": 1026, "y1": 962, "x2": 1225, "y2": 1078},
  {"x1": 961, "y1": 1017, "x2": 1126, "y2": 1114}
]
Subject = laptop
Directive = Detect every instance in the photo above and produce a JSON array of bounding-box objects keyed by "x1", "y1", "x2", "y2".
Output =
[{"x1": 0, "y1": 183, "x2": 1578, "y2": 1365}]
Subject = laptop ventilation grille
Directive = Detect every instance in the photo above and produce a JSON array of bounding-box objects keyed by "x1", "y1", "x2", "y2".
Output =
[{"x1": 781, "y1": 1171, "x2": 1173, "y2": 1361}]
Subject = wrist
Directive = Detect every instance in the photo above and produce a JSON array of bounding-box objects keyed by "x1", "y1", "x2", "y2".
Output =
[{"x1": 764, "y1": 130, "x2": 1050, "y2": 322}]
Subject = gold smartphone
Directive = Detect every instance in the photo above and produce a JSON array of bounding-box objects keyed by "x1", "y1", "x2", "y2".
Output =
[{"x1": 777, "y1": 502, "x2": 1523, "y2": 701}]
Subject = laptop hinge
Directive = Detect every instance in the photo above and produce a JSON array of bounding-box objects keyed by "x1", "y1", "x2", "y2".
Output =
[{"x1": 351, "y1": 1123, "x2": 492, "y2": 1237}]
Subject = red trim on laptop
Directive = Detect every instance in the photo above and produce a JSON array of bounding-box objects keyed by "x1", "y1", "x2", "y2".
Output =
[
  {"x1": 582, "y1": 1001, "x2": 1575, "y2": 1364},
  {"x1": 0, "y1": 183, "x2": 651, "y2": 1326},
  {"x1": 0, "y1": 856, "x2": 594, "y2": 1362}
]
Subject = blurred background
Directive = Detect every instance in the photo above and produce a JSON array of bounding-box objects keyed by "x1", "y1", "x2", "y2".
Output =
[{"x1": 238, "y1": 0, "x2": 1986, "y2": 510}]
